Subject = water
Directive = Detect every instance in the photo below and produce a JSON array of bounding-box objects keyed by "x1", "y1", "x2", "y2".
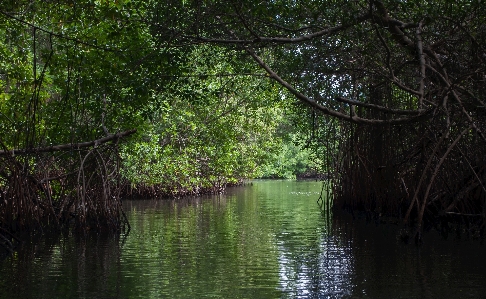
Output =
[{"x1": 0, "y1": 180, "x2": 485, "y2": 298}]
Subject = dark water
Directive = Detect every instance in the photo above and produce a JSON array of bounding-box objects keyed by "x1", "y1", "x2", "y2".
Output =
[{"x1": 0, "y1": 180, "x2": 485, "y2": 298}]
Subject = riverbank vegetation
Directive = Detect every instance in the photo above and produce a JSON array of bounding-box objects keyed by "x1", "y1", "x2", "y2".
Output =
[
  {"x1": 0, "y1": 0, "x2": 485, "y2": 248},
  {"x1": 0, "y1": 0, "x2": 316, "y2": 252}
]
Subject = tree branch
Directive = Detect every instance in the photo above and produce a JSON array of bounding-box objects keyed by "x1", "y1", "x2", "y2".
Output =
[
  {"x1": 247, "y1": 47, "x2": 429, "y2": 125},
  {"x1": 0, "y1": 10, "x2": 119, "y2": 52},
  {"x1": 335, "y1": 97, "x2": 428, "y2": 115},
  {"x1": 189, "y1": 12, "x2": 371, "y2": 45},
  {"x1": 0, "y1": 129, "x2": 137, "y2": 156},
  {"x1": 416, "y1": 20, "x2": 426, "y2": 108}
]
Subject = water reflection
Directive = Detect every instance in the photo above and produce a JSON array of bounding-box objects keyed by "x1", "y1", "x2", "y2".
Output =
[
  {"x1": 251, "y1": 180, "x2": 355, "y2": 298},
  {"x1": 277, "y1": 235, "x2": 355, "y2": 298},
  {"x1": 0, "y1": 232, "x2": 124, "y2": 299},
  {"x1": 0, "y1": 180, "x2": 485, "y2": 299}
]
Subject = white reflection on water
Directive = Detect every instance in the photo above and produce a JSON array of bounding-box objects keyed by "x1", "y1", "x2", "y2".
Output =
[{"x1": 277, "y1": 233, "x2": 355, "y2": 298}]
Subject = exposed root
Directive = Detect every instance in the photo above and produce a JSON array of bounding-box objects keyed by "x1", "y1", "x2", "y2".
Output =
[{"x1": 0, "y1": 133, "x2": 134, "y2": 257}]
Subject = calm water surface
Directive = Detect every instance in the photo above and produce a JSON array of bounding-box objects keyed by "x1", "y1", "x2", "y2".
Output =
[{"x1": 0, "y1": 180, "x2": 485, "y2": 298}]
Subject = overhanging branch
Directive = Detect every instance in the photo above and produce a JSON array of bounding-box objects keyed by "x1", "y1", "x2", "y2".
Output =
[
  {"x1": 335, "y1": 97, "x2": 429, "y2": 115},
  {"x1": 246, "y1": 47, "x2": 430, "y2": 125},
  {"x1": 189, "y1": 12, "x2": 371, "y2": 45},
  {"x1": 0, "y1": 129, "x2": 137, "y2": 156}
]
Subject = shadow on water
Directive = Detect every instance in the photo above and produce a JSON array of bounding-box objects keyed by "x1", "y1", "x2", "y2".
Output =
[
  {"x1": 0, "y1": 231, "x2": 125, "y2": 299},
  {"x1": 0, "y1": 180, "x2": 484, "y2": 299},
  {"x1": 332, "y1": 209, "x2": 486, "y2": 299}
]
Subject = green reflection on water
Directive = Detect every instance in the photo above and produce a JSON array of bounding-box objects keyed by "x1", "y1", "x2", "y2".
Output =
[
  {"x1": 1, "y1": 180, "x2": 486, "y2": 298},
  {"x1": 0, "y1": 180, "x2": 336, "y2": 299},
  {"x1": 120, "y1": 179, "x2": 329, "y2": 298}
]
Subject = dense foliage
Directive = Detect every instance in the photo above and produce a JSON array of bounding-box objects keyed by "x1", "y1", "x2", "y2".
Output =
[
  {"x1": 120, "y1": 45, "x2": 287, "y2": 195},
  {"x1": 0, "y1": 0, "x2": 319, "y2": 247},
  {"x1": 169, "y1": 0, "x2": 486, "y2": 241},
  {"x1": 0, "y1": 0, "x2": 485, "y2": 245}
]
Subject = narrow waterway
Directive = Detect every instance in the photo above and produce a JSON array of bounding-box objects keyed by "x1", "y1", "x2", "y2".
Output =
[{"x1": 0, "y1": 180, "x2": 485, "y2": 298}]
